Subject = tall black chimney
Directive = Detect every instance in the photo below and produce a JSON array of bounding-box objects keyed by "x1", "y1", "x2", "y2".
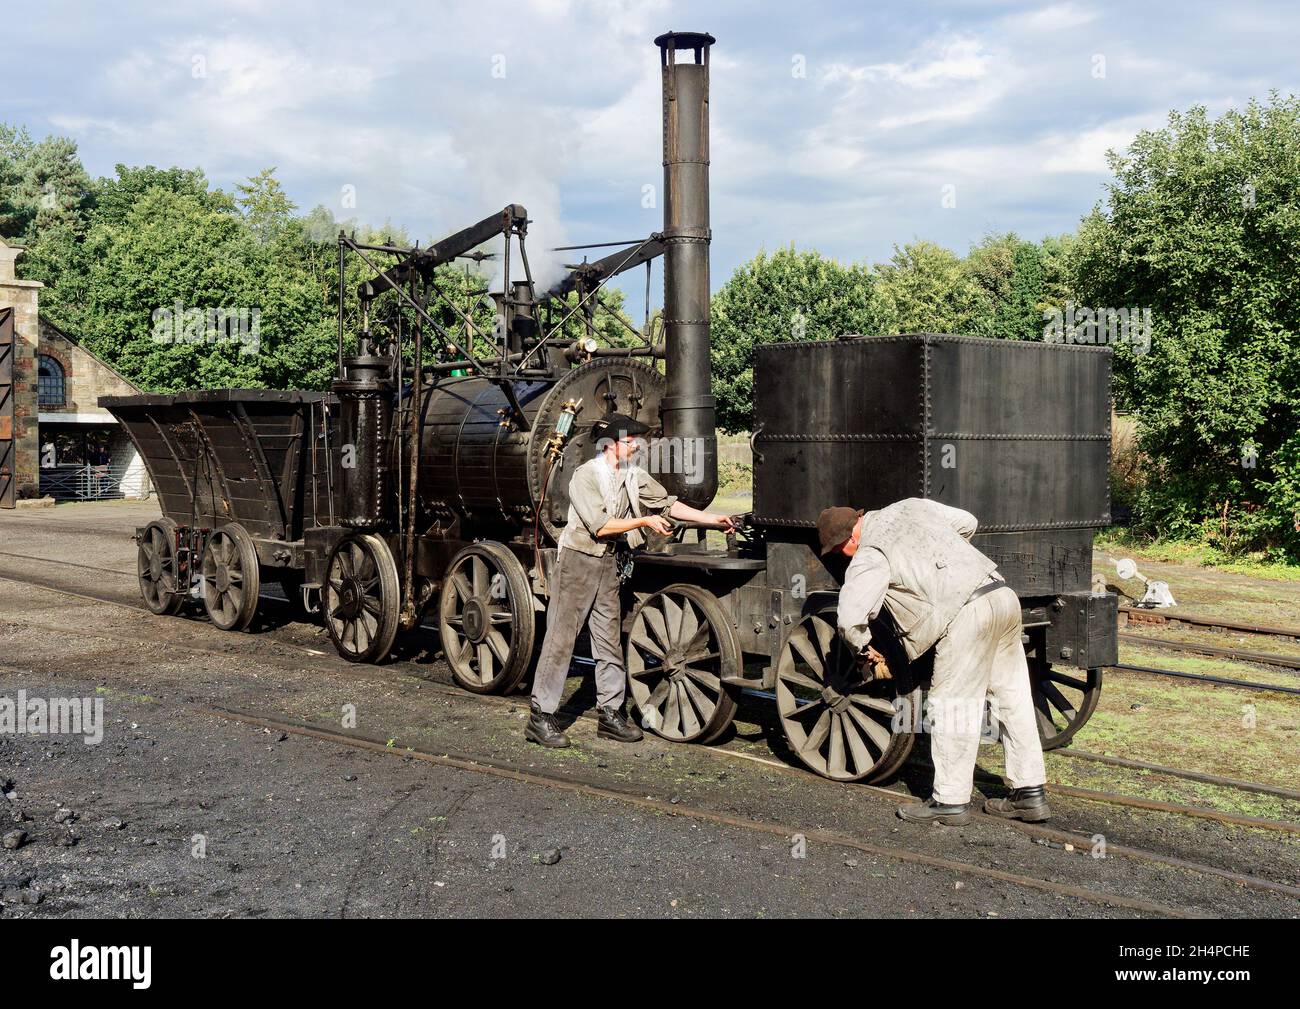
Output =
[{"x1": 655, "y1": 31, "x2": 717, "y2": 507}]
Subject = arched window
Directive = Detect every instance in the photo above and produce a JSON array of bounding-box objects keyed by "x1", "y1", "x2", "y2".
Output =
[{"x1": 38, "y1": 355, "x2": 65, "y2": 407}]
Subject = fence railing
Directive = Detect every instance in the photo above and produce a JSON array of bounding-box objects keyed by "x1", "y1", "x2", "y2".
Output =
[{"x1": 39, "y1": 464, "x2": 128, "y2": 501}]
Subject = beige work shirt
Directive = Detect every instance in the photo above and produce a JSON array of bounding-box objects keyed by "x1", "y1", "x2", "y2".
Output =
[
  {"x1": 558, "y1": 455, "x2": 677, "y2": 557},
  {"x1": 837, "y1": 498, "x2": 999, "y2": 661}
]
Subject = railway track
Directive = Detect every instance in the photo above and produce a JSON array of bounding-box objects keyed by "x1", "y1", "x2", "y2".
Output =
[
  {"x1": 1118, "y1": 631, "x2": 1300, "y2": 671},
  {"x1": 4, "y1": 564, "x2": 1299, "y2": 815},
  {"x1": 5, "y1": 565, "x2": 1300, "y2": 883},
  {"x1": 1121, "y1": 604, "x2": 1300, "y2": 641},
  {"x1": 13, "y1": 585, "x2": 1296, "y2": 813},
  {"x1": 1111, "y1": 661, "x2": 1300, "y2": 696},
  {"x1": 9, "y1": 550, "x2": 1300, "y2": 693}
]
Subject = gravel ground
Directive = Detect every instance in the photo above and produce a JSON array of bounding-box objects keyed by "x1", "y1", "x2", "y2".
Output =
[{"x1": 1, "y1": 501, "x2": 1297, "y2": 918}]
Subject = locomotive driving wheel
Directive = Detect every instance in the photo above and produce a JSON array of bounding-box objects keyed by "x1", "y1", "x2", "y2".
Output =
[
  {"x1": 137, "y1": 518, "x2": 185, "y2": 616},
  {"x1": 201, "y1": 523, "x2": 261, "y2": 632},
  {"x1": 324, "y1": 534, "x2": 401, "y2": 664},
  {"x1": 439, "y1": 542, "x2": 536, "y2": 695},
  {"x1": 775, "y1": 606, "x2": 919, "y2": 783},
  {"x1": 1030, "y1": 660, "x2": 1102, "y2": 750},
  {"x1": 626, "y1": 584, "x2": 742, "y2": 744}
]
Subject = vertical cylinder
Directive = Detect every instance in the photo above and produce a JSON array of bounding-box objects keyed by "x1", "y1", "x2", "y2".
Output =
[
  {"x1": 333, "y1": 344, "x2": 394, "y2": 528},
  {"x1": 656, "y1": 31, "x2": 718, "y2": 507}
]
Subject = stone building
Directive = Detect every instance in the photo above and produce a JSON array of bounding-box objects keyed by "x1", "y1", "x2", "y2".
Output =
[{"x1": 0, "y1": 237, "x2": 148, "y2": 506}]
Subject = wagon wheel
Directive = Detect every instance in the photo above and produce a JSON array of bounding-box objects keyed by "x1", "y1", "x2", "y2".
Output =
[
  {"x1": 324, "y1": 533, "x2": 401, "y2": 664},
  {"x1": 1030, "y1": 660, "x2": 1102, "y2": 750},
  {"x1": 440, "y1": 542, "x2": 536, "y2": 694},
  {"x1": 775, "y1": 606, "x2": 919, "y2": 783},
  {"x1": 201, "y1": 522, "x2": 261, "y2": 632},
  {"x1": 137, "y1": 518, "x2": 185, "y2": 615},
  {"x1": 627, "y1": 584, "x2": 742, "y2": 744}
]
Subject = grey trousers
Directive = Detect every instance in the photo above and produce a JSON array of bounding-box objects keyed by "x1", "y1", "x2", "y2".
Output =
[{"x1": 530, "y1": 548, "x2": 625, "y2": 715}]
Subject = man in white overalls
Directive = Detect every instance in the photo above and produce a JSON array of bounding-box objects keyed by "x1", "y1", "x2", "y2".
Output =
[
  {"x1": 819, "y1": 499, "x2": 1050, "y2": 824},
  {"x1": 526, "y1": 413, "x2": 734, "y2": 748}
]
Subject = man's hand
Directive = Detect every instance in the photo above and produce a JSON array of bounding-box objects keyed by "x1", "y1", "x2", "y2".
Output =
[
  {"x1": 641, "y1": 514, "x2": 674, "y2": 536},
  {"x1": 705, "y1": 512, "x2": 735, "y2": 532},
  {"x1": 856, "y1": 645, "x2": 891, "y2": 681},
  {"x1": 854, "y1": 645, "x2": 884, "y2": 668}
]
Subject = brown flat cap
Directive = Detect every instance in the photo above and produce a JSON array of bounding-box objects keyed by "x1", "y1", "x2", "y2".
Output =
[{"x1": 816, "y1": 506, "x2": 863, "y2": 555}]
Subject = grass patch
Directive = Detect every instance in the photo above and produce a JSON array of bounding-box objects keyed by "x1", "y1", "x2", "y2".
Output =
[{"x1": 1096, "y1": 530, "x2": 1300, "y2": 581}]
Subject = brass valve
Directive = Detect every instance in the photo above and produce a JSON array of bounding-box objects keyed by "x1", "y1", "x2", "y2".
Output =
[{"x1": 545, "y1": 398, "x2": 582, "y2": 461}]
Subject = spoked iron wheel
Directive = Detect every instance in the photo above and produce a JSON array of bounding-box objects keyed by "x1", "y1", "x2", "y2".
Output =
[
  {"x1": 201, "y1": 523, "x2": 261, "y2": 631},
  {"x1": 137, "y1": 518, "x2": 185, "y2": 616},
  {"x1": 626, "y1": 583, "x2": 742, "y2": 744},
  {"x1": 775, "y1": 606, "x2": 919, "y2": 783},
  {"x1": 1030, "y1": 660, "x2": 1102, "y2": 750},
  {"x1": 439, "y1": 542, "x2": 536, "y2": 694},
  {"x1": 324, "y1": 534, "x2": 401, "y2": 664}
]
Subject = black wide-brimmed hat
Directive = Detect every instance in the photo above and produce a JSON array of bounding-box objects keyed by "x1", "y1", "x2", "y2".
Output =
[{"x1": 592, "y1": 412, "x2": 650, "y2": 441}]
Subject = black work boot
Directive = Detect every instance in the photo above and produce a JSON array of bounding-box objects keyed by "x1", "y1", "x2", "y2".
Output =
[
  {"x1": 597, "y1": 704, "x2": 643, "y2": 742},
  {"x1": 896, "y1": 797, "x2": 972, "y2": 826},
  {"x1": 525, "y1": 702, "x2": 570, "y2": 749},
  {"x1": 983, "y1": 784, "x2": 1051, "y2": 822}
]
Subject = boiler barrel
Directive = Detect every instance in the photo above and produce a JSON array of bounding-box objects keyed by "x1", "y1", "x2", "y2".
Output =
[
  {"x1": 419, "y1": 377, "x2": 553, "y2": 526},
  {"x1": 418, "y1": 359, "x2": 669, "y2": 540}
]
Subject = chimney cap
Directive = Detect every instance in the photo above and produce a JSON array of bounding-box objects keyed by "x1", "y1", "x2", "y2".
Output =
[{"x1": 654, "y1": 31, "x2": 715, "y2": 52}]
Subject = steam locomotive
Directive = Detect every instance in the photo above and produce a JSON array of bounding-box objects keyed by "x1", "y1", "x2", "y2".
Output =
[{"x1": 104, "y1": 31, "x2": 1117, "y2": 783}]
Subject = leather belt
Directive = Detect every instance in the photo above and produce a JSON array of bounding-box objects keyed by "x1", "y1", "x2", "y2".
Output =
[{"x1": 967, "y1": 576, "x2": 1007, "y2": 604}]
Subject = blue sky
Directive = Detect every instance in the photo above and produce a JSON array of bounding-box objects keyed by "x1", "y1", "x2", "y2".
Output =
[{"x1": 4, "y1": 0, "x2": 1297, "y2": 311}]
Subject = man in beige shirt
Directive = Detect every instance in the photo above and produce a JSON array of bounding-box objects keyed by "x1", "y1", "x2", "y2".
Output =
[
  {"x1": 526, "y1": 413, "x2": 733, "y2": 748},
  {"x1": 818, "y1": 498, "x2": 1049, "y2": 825}
]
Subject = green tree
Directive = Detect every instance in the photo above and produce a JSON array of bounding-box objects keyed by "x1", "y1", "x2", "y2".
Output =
[
  {"x1": 93, "y1": 164, "x2": 229, "y2": 228},
  {"x1": 78, "y1": 187, "x2": 264, "y2": 391},
  {"x1": 710, "y1": 245, "x2": 883, "y2": 432},
  {"x1": 965, "y1": 233, "x2": 1049, "y2": 340},
  {"x1": 15, "y1": 135, "x2": 93, "y2": 241},
  {"x1": 1073, "y1": 95, "x2": 1300, "y2": 557},
  {"x1": 873, "y1": 240, "x2": 985, "y2": 335},
  {"x1": 0, "y1": 124, "x2": 35, "y2": 236},
  {"x1": 236, "y1": 168, "x2": 296, "y2": 244}
]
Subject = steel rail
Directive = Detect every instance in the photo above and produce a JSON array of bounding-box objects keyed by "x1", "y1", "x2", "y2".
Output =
[
  {"x1": 1110, "y1": 661, "x2": 1300, "y2": 696},
  {"x1": 1120, "y1": 605, "x2": 1300, "y2": 640},
  {"x1": 1119, "y1": 631, "x2": 1300, "y2": 671}
]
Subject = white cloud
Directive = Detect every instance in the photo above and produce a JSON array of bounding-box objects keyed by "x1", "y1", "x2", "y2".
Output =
[
  {"x1": 826, "y1": 36, "x2": 994, "y2": 90},
  {"x1": 1040, "y1": 115, "x2": 1162, "y2": 173}
]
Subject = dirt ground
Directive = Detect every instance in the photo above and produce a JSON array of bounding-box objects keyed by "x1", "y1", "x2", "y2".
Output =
[{"x1": 0, "y1": 500, "x2": 1297, "y2": 918}]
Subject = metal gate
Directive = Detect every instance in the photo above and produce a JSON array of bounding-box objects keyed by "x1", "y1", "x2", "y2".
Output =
[
  {"x1": 0, "y1": 307, "x2": 14, "y2": 508},
  {"x1": 40, "y1": 463, "x2": 128, "y2": 501}
]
